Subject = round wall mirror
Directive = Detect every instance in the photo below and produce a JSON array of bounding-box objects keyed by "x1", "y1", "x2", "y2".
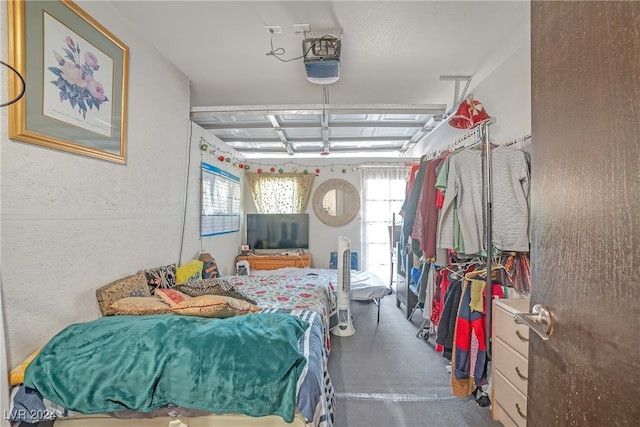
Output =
[{"x1": 312, "y1": 179, "x2": 360, "y2": 227}]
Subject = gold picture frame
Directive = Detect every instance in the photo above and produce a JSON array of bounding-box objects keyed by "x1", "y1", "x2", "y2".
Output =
[{"x1": 8, "y1": 0, "x2": 129, "y2": 163}]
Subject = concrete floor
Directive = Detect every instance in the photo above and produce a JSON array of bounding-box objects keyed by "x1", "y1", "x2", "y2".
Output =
[{"x1": 327, "y1": 295, "x2": 503, "y2": 427}]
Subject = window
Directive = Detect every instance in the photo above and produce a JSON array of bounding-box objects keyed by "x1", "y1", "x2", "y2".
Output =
[
  {"x1": 360, "y1": 166, "x2": 410, "y2": 282},
  {"x1": 245, "y1": 173, "x2": 315, "y2": 213}
]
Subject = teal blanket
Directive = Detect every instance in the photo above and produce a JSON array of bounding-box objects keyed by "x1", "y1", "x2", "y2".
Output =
[{"x1": 24, "y1": 313, "x2": 308, "y2": 422}]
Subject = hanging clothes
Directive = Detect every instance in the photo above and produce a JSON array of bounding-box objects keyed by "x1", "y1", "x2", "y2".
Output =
[
  {"x1": 437, "y1": 146, "x2": 531, "y2": 256},
  {"x1": 451, "y1": 278, "x2": 487, "y2": 397},
  {"x1": 399, "y1": 163, "x2": 420, "y2": 221},
  {"x1": 489, "y1": 146, "x2": 531, "y2": 252},
  {"x1": 400, "y1": 159, "x2": 427, "y2": 257},
  {"x1": 435, "y1": 148, "x2": 467, "y2": 254},
  {"x1": 435, "y1": 151, "x2": 454, "y2": 209},
  {"x1": 435, "y1": 277, "x2": 462, "y2": 361},
  {"x1": 500, "y1": 252, "x2": 531, "y2": 293},
  {"x1": 418, "y1": 157, "x2": 444, "y2": 259},
  {"x1": 438, "y1": 148, "x2": 485, "y2": 254}
]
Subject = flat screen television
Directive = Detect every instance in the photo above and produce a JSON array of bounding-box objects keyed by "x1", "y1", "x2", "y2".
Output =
[{"x1": 246, "y1": 213, "x2": 310, "y2": 250}]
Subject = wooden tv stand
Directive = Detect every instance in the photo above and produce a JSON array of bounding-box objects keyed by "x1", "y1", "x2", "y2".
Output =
[{"x1": 237, "y1": 253, "x2": 311, "y2": 271}]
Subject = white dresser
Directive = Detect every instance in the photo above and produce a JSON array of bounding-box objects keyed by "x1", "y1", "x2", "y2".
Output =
[{"x1": 492, "y1": 298, "x2": 530, "y2": 427}]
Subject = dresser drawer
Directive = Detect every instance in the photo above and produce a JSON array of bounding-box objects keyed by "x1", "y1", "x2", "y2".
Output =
[
  {"x1": 493, "y1": 337, "x2": 529, "y2": 395},
  {"x1": 494, "y1": 369, "x2": 528, "y2": 427},
  {"x1": 493, "y1": 300, "x2": 530, "y2": 358},
  {"x1": 493, "y1": 402, "x2": 520, "y2": 427}
]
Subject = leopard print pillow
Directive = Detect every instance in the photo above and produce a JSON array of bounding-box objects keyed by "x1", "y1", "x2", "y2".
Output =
[{"x1": 174, "y1": 278, "x2": 256, "y2": 305}]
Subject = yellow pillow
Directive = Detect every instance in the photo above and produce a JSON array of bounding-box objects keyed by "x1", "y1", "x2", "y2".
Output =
[
  {"x1": 109, "y1": 297, "x2": 172, "y2": 315},
  {"x1": 176, "y1": 260, "x2": 204, "y2": 284},
  {"x1": 172, "y1": 295, "x2": 234, "y2": 318},
  {"x1": 216, "y1": 296, "x2": 261, "y2": 316},
  {"x1": 9, "y1": 348, "x2": 40, "y2": 386}
]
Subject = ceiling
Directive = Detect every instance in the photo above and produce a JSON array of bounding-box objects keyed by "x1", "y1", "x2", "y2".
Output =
[{"x1": 110, "y1": 1, "x2": 530, "y2": 158}]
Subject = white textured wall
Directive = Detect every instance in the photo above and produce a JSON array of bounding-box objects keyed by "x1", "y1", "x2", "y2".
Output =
[
  {"x1": 408, "y1": 39, "x2": 532, "y2": 156},
  {"x1": 470, "y1": 40, "x2": 532, "y2": 143},
  {"x1": 185, "y1": 123, "x2": 244, "y2": 275},
  {"x1": 0, "y1": 1, "x2": 191, "y2": 367}
]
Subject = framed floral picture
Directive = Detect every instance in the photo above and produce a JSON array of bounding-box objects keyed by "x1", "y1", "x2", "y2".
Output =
[{"x1": 8, "y1": 0, "x2": 129, "y2": 163}]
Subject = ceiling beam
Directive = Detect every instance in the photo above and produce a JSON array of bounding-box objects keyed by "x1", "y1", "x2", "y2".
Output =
[
  {"x1": 221, "y1": 136, "x2": 413, "y2": 144},
  {"x1": 265, "y1": 114, "x2": 293, "y2": 155},
  {"x1": 198, "y1": 121, "x2": 428, "y2": 130},
  {"x1": 231, "y1": 145, "x2": 404, "y2": 154},
  {"x1": 191, "y1": 103, "x2": 447, "y2": 117}
]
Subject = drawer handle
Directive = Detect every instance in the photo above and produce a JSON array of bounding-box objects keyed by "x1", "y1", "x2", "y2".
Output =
[
  {"x1": 515, "y1": 330, "x2": 529, "y2": 342},
  {"x1": 515, "y1": 366, "x2": 528, "y2": 381},
  {"x1": 516, "y1": 403, "x2": 527, "y2": 419}
]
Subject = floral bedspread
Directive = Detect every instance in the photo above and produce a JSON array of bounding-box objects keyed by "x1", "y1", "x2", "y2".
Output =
[{"x1": 228, "y1": 273, "x2": 336, "y2": 352}]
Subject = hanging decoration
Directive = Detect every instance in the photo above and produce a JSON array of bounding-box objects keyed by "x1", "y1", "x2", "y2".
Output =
[
  {"x1": 201, "y1": 137, "x2": 248, "y2": 170},
  {"x1": 199, "y1": 137, "x2": 415, "y2": 175},
  {"x1": 448, "y1": 98, "x2": 491, "y2": 130}
]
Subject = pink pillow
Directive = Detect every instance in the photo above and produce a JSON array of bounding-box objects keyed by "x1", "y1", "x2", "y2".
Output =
[{"x1": 155, "y1": 288, "x2": 191, "y2": 307}]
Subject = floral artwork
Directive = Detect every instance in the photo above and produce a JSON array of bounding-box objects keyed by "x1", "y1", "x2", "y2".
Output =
[
  {"x1": 41, "y1": 10, "x2": 115, "y2": 138},
  {"x1": 9, "y1": 1, "x2": 127, "y2": 163},
  {"x1": 48, "y1": 36, "x2": 109, "y2": 120}
]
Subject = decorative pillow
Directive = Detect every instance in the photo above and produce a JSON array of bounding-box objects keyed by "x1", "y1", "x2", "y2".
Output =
[
  {"x1": 96, "y1": 273, "x2": 151, "y2": 316},
  {"x1": 155, "y1": 288, "x2": 191, "y2": 307},
  {"x1": 171, "y1": 295, "x2": 235, "y2": 318},
  {"x1": 174, "y1": 278, "x2": 257, "y2": 305},
  {"x1": 139, "y1": 264, "x2": 177, "y2": 293},
  {"x1": 216, "y1": 296, "x2": 261, "y2": 316},
  {"x1": 176, "y1": 260, "x2": 204, "y2": 284},
  {"x1": 199, "y1": 252, "x2": 220, "y2": 279},
  {"x1": 109, "y1": 297, "x2": 172, "y2": 316},
  {"x1": 9, "y1": 348, "x2": 40, "y2": 386}
]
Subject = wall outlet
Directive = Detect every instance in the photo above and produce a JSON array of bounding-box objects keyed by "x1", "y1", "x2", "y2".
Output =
[{"x1": 293, "y1": 24, "x2": 310, "y2": 34}]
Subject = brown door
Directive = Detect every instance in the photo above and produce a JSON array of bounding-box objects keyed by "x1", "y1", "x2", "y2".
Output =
[{"x1": 529, "y1": 2, "x2": 640, "y2": 425}]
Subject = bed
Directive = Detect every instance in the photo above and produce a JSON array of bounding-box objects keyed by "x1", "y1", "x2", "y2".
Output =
[
  {"x1": 248, "y1": 267, "x2": 392, "y2": 322},
  {"x1": 227, "y1": 272, "x2": 337, "y2": 351},
  {"x1": 8, "y1": 272, "x2": 337, "y2": 427}
]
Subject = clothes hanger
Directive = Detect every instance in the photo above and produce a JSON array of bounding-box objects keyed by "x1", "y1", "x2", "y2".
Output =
[{"x1": 441, "y1": 256, "x2": 485, "y2": 280}]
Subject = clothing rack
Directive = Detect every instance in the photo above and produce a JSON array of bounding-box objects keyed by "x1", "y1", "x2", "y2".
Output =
[
  {"x1": 422, "y1": 126, "x2": 484, "y2": 162},
  {"x1": 470, "y1": 125, "x2": 531, "y2": 355},
  {"x1": 422, "y1": 119, "x2": 496, "y2": 354},
  {"x1": 419, "y1": 122, "x2": 531, "y2": 357},
  {"x1": 502, "y1": 134, "x2": 532, "y2": 149},
  {"x1": 480, "y1": 120, "x2": 494, "y2": 356}
]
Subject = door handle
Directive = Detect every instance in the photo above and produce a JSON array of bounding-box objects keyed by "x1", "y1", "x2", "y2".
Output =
[{"x1": 513, "y1": 304, "x2": 553, "y2": 341}]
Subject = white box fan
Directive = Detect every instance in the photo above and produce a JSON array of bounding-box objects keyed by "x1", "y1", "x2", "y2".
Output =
[{"x1": 332, "y1": 236, "x2": 355, "y2": 337}]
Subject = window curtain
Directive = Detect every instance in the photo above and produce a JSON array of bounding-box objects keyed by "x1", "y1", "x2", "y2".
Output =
[
  {"x1": 360, "y1": 166, "x2": 411, "y2": 277},
  {"x1": 246, "y1": 173, "x2": 315, "y2": 213}
]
